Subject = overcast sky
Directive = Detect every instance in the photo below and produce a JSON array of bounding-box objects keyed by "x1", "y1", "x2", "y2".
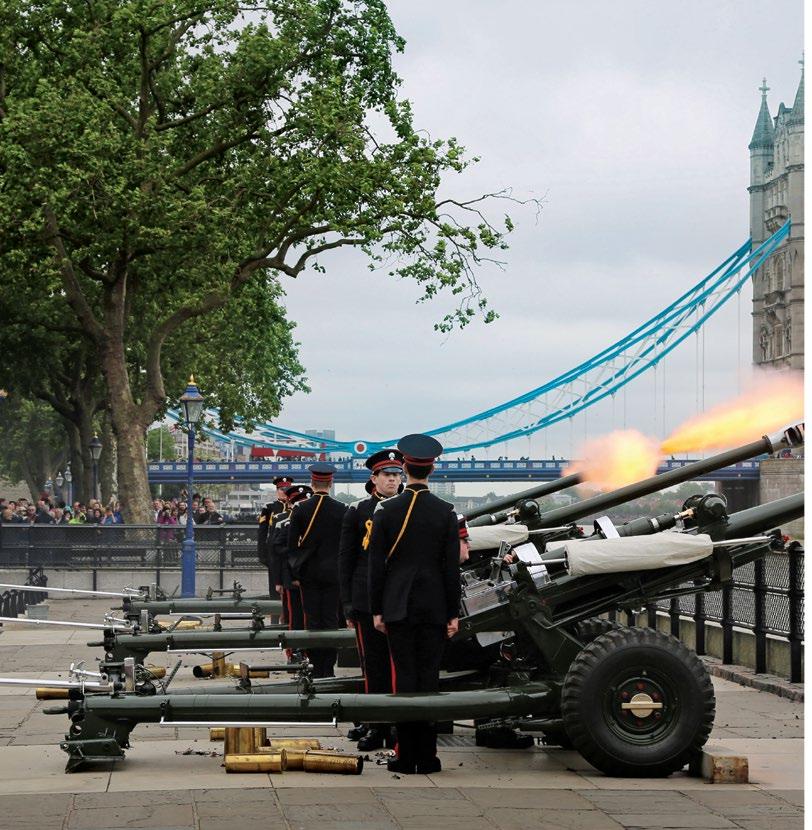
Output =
[{"x1": 273, "y1": 0, "x2": 803, "y2": 462}]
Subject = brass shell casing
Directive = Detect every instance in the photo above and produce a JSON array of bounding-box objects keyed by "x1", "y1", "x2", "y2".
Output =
[
  {"x1": 302, "y1": 750, "x2": 363, "y2": 775},
  {"x1": 278, "y1": 746, "x2": 307, "y2": 769},
  {"x1": 192, "y1": 661, "x2": 269, "y2": 679},
  {"x1": 157, "y1": 619, "x2": 202, "y2": 631},
  {"x1": 268, "y1": 738, "x2": 322, "y2": 750},
  {"x1": 35, "y1": 688, "x2": 70, "y2": 700},
  {"x1": 223, "y1": 726, "x2": 268, "y2": 756},
  {"x1": 143, "y1": 665, "x2": 167, "y2": 679},
  {"x1": 224, "y1": 750, "x2": 287, "y2": 773}
]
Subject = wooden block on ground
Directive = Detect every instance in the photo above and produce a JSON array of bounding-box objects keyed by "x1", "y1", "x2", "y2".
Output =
[{"x1": 689, "y1": 745, "x2": 749, "y2": 783}]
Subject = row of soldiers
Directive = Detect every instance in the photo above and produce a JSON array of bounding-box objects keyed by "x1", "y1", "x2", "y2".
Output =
[{"x1": 256, "y1": 434, "x2": 463, "y2": 774}]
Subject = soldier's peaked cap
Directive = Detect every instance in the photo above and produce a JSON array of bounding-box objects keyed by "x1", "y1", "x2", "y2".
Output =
[
  {"x1": 273, "y1": 476, "x2": 294, "y2": 487},
  {"x1": 457, "y1": 513, "x2": 470, "y2": 540},
  {"x1": 308, "y1": 463, "x2": 336, "y2": 483},
  {"x1": 397, "y1": 434, "x2": 443, "y2": 464},
  {"x1": 285, "y1": 484, "x2": 313, "y2": 503},
  {"x1": 365, "y1": 448, "x2": 404, "y2": 473}
]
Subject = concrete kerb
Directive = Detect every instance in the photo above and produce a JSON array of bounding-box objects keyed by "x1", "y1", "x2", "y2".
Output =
[{"x1": 702, "y1": 656, "x2": 804, "y2": 702}]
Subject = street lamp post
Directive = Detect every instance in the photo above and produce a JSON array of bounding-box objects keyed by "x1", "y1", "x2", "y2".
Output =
[
  {"x1": 179, "y1": 376, "x2": 204, "y2": 598},
  {"x1": 64, "y1": 466, "x2": 73, "y2": 507},
  {"x1": 89, "y1": 435, "x2": 102, "y2": 501},
  {"x1": 55, "y1": 472, "x2": 64, "y2": 504}
]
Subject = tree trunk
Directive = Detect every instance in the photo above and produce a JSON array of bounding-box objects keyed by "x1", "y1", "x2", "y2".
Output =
[
  {"x1": 100, "y1": 410, "x2": 116, "y2": 505},
  {"x1": 114, "y1": 420, "x2": 151, "y2": 522},
  {"x1": 77, "y1": 407, "x2": 95, "y2": 503},
  {"x1": 102, "y1": 342, "x2": 152, "y2": 523},
  {"x1": 65, "y1": 423, "x2": 84, "y2": 505}
]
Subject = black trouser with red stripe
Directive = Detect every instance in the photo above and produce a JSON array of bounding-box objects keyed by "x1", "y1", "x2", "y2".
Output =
[
  {"x1": 353, "y1": 611, "x2": 392, "y2": 694},
  {"x1": 299, "y1": 579, "x2": 339, "y2": 678},
  {"x1": 267, "y1": 571, "x2": 286, "y2": 625},
  {"x1": 285, "y1": 587, "x2": 305, "y2": 631},
  {"x1": 387, "y1": 621, "x2": 446, "y2": 767}
]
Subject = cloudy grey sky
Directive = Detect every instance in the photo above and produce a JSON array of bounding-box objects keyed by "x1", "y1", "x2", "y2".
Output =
[{"x1": 275, "y1": 0, "x2": 803, "y2": 461}]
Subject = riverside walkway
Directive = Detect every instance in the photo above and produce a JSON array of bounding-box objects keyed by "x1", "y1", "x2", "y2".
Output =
[{"x1": 0, "y1": 598, "x2": 802, "y2": 830}]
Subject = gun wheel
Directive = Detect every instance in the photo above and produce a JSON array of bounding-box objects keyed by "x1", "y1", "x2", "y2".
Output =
[
  {"x1": 574, "y1": 617, "x2": 622, "y2": 643},
  {"x1": 561, "y1": 627, "x2": 714, "y2": 777}
]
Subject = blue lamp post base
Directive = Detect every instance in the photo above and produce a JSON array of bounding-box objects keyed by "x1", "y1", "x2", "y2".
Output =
[{"x1": 181, "y1": 537, "x2": 197, "y2": 598}]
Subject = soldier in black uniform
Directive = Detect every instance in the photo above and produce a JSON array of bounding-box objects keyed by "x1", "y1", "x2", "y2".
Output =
[
  {"x1": 287, "y1": 463, "x2": 347, "y2": 678},
  {"x1": 270, "y1": 484, "x2": 312, "y2": 636},
  {"x1": 368, "y1": 434, "x2": 460, "y2": 774},
  {"x1": 339, "y1": 448, "x2": 404, "y2": 750},
  {"x1": 257, "y1": 476, "x2": 293, "y2": 597}
]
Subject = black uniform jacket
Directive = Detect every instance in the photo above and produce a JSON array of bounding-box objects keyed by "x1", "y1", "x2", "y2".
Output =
[
  {"x1": 269, "y1": 509, "x2": 292, "y2": 587},
  {"x1": 338, "y1": 492, "x2": 384, "y2": 613},
  {"x1": 287, "y1": 493, "x2": 347, "y2": 583},
  {"x1": 257, "y1": 501, "x2": 285, "y2": 564},
  {"x1": 368, "y1": 484, "x2": 460, "y2": 625}
]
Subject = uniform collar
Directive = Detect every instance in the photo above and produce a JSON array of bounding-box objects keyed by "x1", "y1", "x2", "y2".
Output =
[{"x1": 405, "y1": 483, "x2": 429, "y2": 492}]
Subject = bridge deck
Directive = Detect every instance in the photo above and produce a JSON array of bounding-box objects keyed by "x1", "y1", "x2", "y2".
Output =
[{"x1": 147, "y1": 457, "x2": 764, "y2": 483}]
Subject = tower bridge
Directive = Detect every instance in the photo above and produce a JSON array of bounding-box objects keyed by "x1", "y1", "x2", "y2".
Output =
[{"x1": 147, "y1": 456, "x2": 763, "y2": 485}]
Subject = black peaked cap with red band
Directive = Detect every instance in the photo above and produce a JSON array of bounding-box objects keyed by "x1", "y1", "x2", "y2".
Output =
[
  {"x1": 273, "y1": 476, "x2": 294, "y2": 487},
  {"x1": 285, "y1": 484, "x2": 313, "y2": 504},
  {"x1": 365, "y1": 448, "x2": 404, "y2": 473},
  {"x1": 457, "y1": 513, "x2": 469, "y2": 540},
  {"x1": 308, "y1": 463, "x2": 336, "y2": 484},
  {"x1": 396, "y1": 433, "x2": 443, "y2": 465}
]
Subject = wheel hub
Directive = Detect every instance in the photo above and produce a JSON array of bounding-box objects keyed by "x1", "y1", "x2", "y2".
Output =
[
  {"x1": 621, "y1": 692, "x2": 664, "y2": 718},
  {"x1": 605, "y1": 673, "x2": 676, "y2": 743}
]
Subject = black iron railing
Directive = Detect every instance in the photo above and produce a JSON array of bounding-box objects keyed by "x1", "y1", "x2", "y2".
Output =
[
  {"x1": 615, "y1": 545, "x2": 804, "y2": 683},
  {"x1": 0, "y1": 523, "x2": 259, "y2": 569},
  {"x1": 0, "y1": 567, "x2": 48, "y2": 616}
]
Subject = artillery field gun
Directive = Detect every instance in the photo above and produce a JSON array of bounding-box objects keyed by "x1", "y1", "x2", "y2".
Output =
[{"x1": 11, "y1": 423, "x2": 798, "y2": 778}]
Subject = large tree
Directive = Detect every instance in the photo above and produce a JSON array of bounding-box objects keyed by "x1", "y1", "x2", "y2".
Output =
[{"x1": 1, "y1": 1, "x2": 519, "y2": 522}]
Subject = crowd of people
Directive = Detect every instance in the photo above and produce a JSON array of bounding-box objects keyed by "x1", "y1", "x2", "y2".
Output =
[
  {"x1": 0, "y1": 492, "x2": 232, "y2": 527},
  {"x1": 151, "y1": 494, "x2": 225, "y2": 527},
  {"x1": 0, "y1": 496, "x2": 124, "y2": 525}
]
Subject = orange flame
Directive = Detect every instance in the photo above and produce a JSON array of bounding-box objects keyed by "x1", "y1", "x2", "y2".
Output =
[
  {"x1": 566, "y1": 430, "x2": 661, "y2": 492},
  {"x1": 661, "y1": 373, "x2": 803, "y2": 454}
]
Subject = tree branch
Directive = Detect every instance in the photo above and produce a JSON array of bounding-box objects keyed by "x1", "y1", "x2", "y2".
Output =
[{"x1": 43, "y1": 207, "x2": 104, "y2": 341}]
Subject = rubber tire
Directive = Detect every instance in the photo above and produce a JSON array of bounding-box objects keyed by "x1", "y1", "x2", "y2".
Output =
[
  {"x1": 574, "y1": 617, "x2": 621, "y2": 643},
  {"x1": 561, "y1": 627, "x2": 714, "y2": 777}
]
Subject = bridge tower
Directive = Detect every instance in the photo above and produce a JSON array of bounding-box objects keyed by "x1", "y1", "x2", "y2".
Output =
[
  {"x1": 745, "y1": 64, "x2": 805, "y2": 532},
  {"x1": 749, "y1": 66, "x2": 804, "y2": 372}
]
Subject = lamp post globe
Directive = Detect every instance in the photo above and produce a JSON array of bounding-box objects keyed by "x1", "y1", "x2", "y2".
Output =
[
  {"x1": 179, "y1": 376, "x2": 204, "y2": 597},
  {"x1": 55, "y1": 472, "x2": 64, "y2": 502},
  {"x1": 88, "y1": 435, "x2": 102, "y2": 501},
  {"x1": 64, "y1": 466, "x2": 73, "y2": 506}
]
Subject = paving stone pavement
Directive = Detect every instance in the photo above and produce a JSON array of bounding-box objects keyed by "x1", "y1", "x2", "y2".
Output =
[{"x1": 0, "y1": 598, "x2": 803, "y2": 830}]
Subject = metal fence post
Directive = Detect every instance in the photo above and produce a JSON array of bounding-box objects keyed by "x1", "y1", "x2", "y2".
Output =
[
  {"x1": 787, "y1": 543, "x2": 803, "y2": 683},
  {"x1": 693, "y1": 580, "x2": 706, "y2": 655},
  {"x1": 721, "y1": 583, "x2": 733, "y2": 665},
  {"x1": 219, "y1": 527, "x2": 226, "y2": 591},
  {"x1": 669, "y1": 597, "x2": 680, "y2": 638},
  {"x1": 753, "y1": 557, "x2": 767, "y2": 674}
]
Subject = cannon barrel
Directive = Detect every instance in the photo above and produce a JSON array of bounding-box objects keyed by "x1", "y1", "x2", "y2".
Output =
[
  {"x1": 534, "y1": 424, "x2": 803, "y2": 529},
  {"x1": 466, "y1": 473, "x2": 581, "y2": 526},
  {"x1": 120, "y1": 598, "x2": 282, "y2": 619},
  {"x1": 69, "y1": 684, "x2": 554, "y2": 729},
  {"x1": 721, "y1": 492, "x2": 803, "y2": 540}
]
